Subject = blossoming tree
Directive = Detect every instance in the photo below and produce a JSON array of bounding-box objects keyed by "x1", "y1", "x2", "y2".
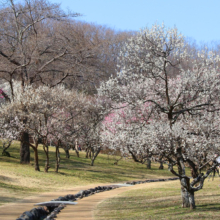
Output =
[
  {"x1": 99, "y1": 24, "x2": 220, "y2": 209},
  {"x1": 0, "y1": 82, "x2": 87, "y2": 171}
]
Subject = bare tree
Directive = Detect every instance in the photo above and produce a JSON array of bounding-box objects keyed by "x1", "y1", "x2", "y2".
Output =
[
  {"x1": 0, "y1": 0, "x2": 132, "y2": 164},
  {"x1": 0, "y1": 0, "x2": 79, "y2": 163}
]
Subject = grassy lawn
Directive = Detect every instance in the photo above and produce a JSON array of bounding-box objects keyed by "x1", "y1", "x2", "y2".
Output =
[
  {"x1": 0, "y1": 141, "x2": 173, "y2": 206},
  {"x1": 95, "y1": 179, "x2": 220, "y2": 220}
]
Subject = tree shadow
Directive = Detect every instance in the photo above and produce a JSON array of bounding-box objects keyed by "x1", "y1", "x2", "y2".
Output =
[
  {"x1": 0, "y1": 175, "x2": 16, "y2": 182},
  {"x1": 0, "y1": 196, "x2": 20, "y2": 203}
]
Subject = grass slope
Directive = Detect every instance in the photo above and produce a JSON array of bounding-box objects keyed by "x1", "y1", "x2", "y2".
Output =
[
  {"x1": 95, "y1": 179, "x2": 220, "y2": 220},
  {"x1": 0, "y1": 141, "x2": 173, "y2": 206}
]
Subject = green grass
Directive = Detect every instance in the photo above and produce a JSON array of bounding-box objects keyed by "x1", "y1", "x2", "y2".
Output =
[
  {"x1": 0, "y1": 141, "x2": 173, "y2": 206},
  {"x1": 95, "y1": 179, "x2": 220, "y2": 219}
]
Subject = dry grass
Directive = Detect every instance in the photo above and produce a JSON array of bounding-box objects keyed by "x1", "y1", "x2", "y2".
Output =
[
  {"x1": 0, "y1": 141, "x2": 173, "y2": 206},
  {"x1": 95, "y1": 178, "x2": 220, "y2": 219}
]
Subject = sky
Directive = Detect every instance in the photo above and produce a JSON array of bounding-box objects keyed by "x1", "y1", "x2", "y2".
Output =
[{"x1": 50, "y1": 0, "x2": 219, "y2": 45}]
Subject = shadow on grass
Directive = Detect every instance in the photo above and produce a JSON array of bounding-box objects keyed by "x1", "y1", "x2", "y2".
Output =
[
  {"x1": 0, "y1": 196, "x2": 20, "y2": 203},
  {"x1": 198, "y1": 194, "x2": 220, "y2": 198},
  {"x1": 0, "y1": 156, "x2": 20, "y2": 164},
  {"x1": 0, "y1": 181, "x2": 40, "y2": 192},
  {"x1": 197, "y1": 203, "x2": 220, "y2": 210},
  {"x1": 0, "y1": 175, "x2": 16, "y2": 182}
]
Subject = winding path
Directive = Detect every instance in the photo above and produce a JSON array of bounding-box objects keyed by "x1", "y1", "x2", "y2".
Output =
[
  {"x1": 0, "y1": 180, "x2": 178, "y2": 220},
  {"x1": 0, "y1": 184, "x2": 98, "y2": 220}
]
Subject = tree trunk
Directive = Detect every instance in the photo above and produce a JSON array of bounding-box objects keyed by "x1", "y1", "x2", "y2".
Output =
[
  {"x1": 2, "y1": 140, "x2": 12, "y2": 157},
  {"x1": 75, "y1": 139, "x2": 79, "y2": 157},
  {"x1": 176, "y1": 147, "x2": 191, "y2": 208},
  {"x1": 75, "y1": 148, "x2": 79, "y2": 157},
  {"x1": 159, "y1": 161, "x2": 164, "y2": 169},
  {"x1": 189, "y1": 191, "x2": 196, "y2": 209},
  {"x1": 86, "y1": 147, "x2": 92, "y2": 158},
  {"x1": 55, "y1": 146, "x2": 60, "y2": 173},
  {"x1": 89, "y1": 149, "x2": 92, "y2": 158},
  {"x1": 20, "y1": 131, "x2": 30, "y2": 164},
  {"x1": 85, "y1": 148, "x2": 89, "y2": 158},
  {"x1": 90, "y1": 147, "x2": 101, "y2": 166},
  {"x1": 181, "y1": 187, "x2": 190, "y2": 208},
  {"x1": 146, "y1": 158, "x2": 151, "y2": 169},
  {"x1": 65, "y1": 149, "x2": 70, "y2": 158},
  {"x1": 90, "y1": 149, "x2": 95, "y2": 166},
  {"x1": 33, "y1": 147, "x2": 40, "y2": 171},
  {"x1": 43, "y1": 145, "x2": 50, "y2": 172}
]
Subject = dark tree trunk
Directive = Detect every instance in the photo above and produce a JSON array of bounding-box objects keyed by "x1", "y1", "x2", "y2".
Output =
[
  {"x1": 20, "y1": 131, "x2": 30, "y2": 164},
  {"x1": 29, "y1": 139, "x2": 40, "y2": 171},
  {"x1": 43, "y1": 145, "x2": 50, "y2": 172},
  {"x1": 90, "y1": 147, "x2": 101, "y2": 166},
  {"x1": 86, "y1": 147, "x2": 91, "y2": 158},
  {"x1": 146, "y1": 158, "x2": 151, "y2": 169},
  {"x1": 85, "y1": 148, "x2": 89, "y2": 158},
  {"x1": 33, "y1": 146, "x2": 40, "y2": 171},
  {"x1": 64, "y1": 149, "x2": 70, "y2": 158},
  {"x1": 159, "y1": 161, "x2": 164, "y2": 169},
  {"x1": 91, "y1": 149, "x2": 94, "y2": 166},
  {"x1": 55, "y1": 146, "x2": 60, "y2": 173},
  {"x1": 2, "y1": 140, "x2": 12, "y2": 157}
]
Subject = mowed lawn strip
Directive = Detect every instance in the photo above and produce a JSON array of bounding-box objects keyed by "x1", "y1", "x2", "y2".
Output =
[
  {"x1": 95, "y1": 179, "x2": 220, "y2": 220},
  {"x1": 0, "y1": 141, "x2": 173, "y2": 206}
]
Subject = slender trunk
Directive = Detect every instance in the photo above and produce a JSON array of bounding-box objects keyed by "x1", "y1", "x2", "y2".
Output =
[
  {"x1": 29, "y1": 140, "x2": 40, "y2": 171},
  {"x1": 55, "y1": 146, "x2": 60, "y2": 173},
  {"x1": 33, "y1": 147, "x2": 40, "y2": 171},
  {"x1": 91, "y1": 160, "x2": 95, "y2": 166},
  {"x1": 90, "y1": 148, "x2": 101, "y2": 166},
  {"x1": 85, "y1": 148, "x2": 89, "y2": 158},
  {"x1": 20, "y1": 131, "x2": 30, "y2": 164},
  {"x1": 75, "y1": 139, "x2": 79, "y2": 157},
  {"x1": 87, "y1": 147, "x2": 91, "y2": 159},
  {"x1": 75, "y1": 148, "x2": 79, "y2": 157},
  {"x1": 159, "y1": 161, "x2": 164, "y2": 169},
  {"x1": 146, "y1": 158, "x2": 151, "y2": 169},
  {"x1": 64, "y1": 149, "x2": 70, "y2": 158},
  {"x1": 2, "y1": 150, "x2": 10, "y2": 157},
  {"x1": 2, "y1": 141, "x2": 12, "y2": 157},
  {"x1": 43, "y1": 145, "x2": 50, "y2": 172}
]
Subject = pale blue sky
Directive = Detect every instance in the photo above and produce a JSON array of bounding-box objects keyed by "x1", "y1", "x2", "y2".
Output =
[{"x1": 51, "y1": 0, "x2": 220, "y2": 45}]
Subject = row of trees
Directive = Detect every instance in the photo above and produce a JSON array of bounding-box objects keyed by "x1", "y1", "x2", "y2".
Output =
[
  {"x1": 0, "y1": 82, "x2": 108, "y2": 171},
  {"x1": 1, "y1": 0, "x2": 220, "y2": 211}
]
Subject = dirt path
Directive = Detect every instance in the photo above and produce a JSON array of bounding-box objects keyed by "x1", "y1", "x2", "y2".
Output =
[
  {"x1": 0, "y1": 183, "x2": 107, "y2": 220},
  {"x1": 0, "y1": 180, "x2": 178, "y2": 220},
  {"x1": 56, "y1": 180, "x2": 178, "y2": 220}
]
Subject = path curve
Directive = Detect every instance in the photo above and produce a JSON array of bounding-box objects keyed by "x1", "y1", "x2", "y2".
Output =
[
  {"x1": 0, "y1": 183, "x2": 109, "y2": 220},
  {"x1": 0, "y1": 180, "x2": 179, "y2": 220},
  {"x1": 56, "y1": 180, "x2": 178, "y2": 220}
]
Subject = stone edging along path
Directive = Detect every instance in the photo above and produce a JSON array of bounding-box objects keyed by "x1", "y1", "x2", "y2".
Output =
[{"x1": 15, "y1": 177, "x2": 178, "y2": 220}]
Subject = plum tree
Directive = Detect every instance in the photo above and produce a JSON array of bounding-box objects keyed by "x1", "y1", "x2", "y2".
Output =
[{"x1": 99, "y1": 24, "x2": 220, "y2": 209}]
